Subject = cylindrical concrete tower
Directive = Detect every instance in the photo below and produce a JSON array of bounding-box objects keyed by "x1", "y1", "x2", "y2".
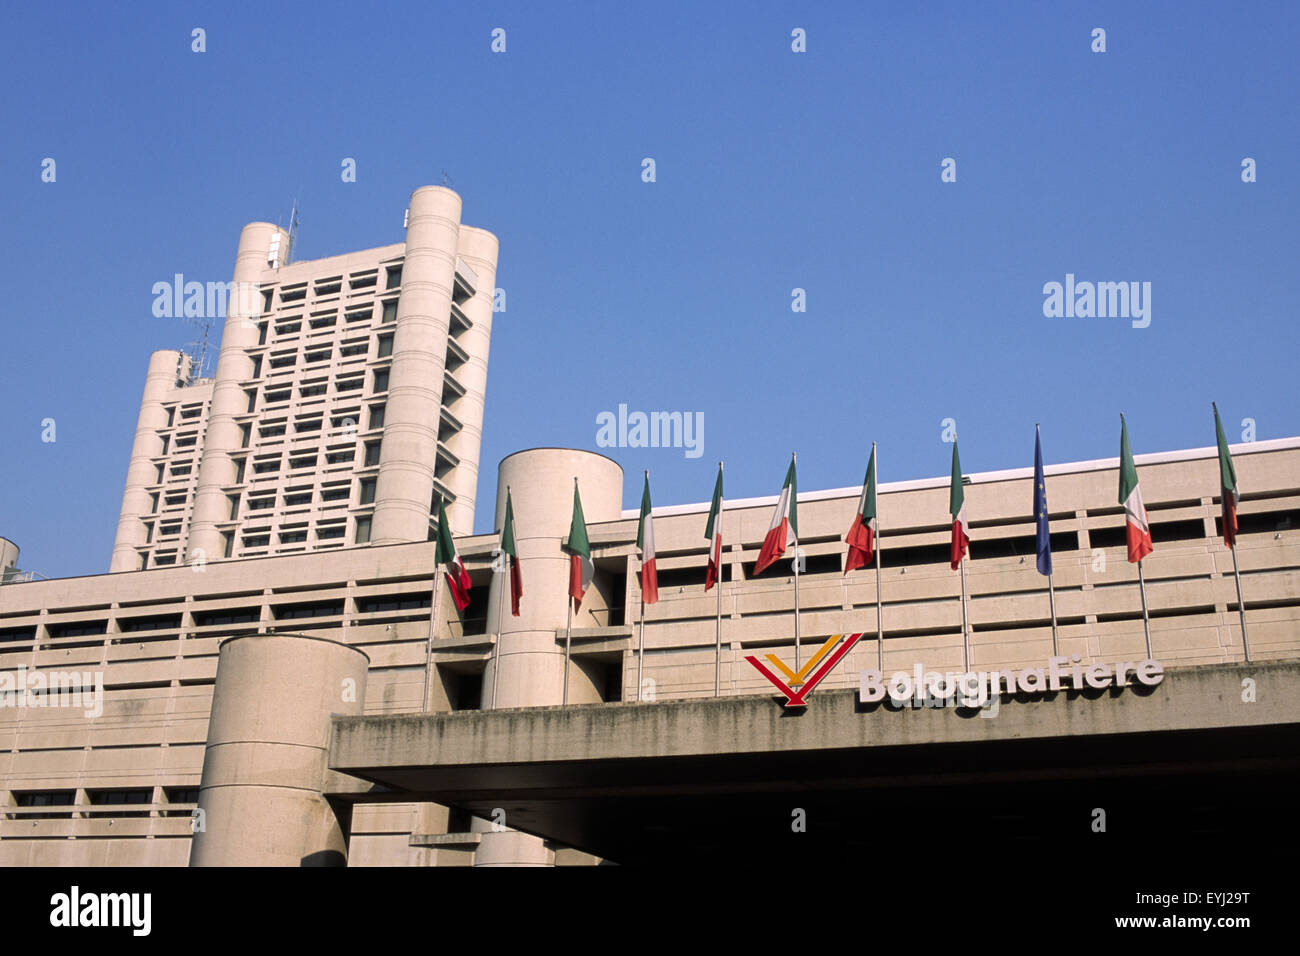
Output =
[
  {"x1": 0, "y1": 537, "x2": 19, "y2": 579},
  {"x1": 190, "y1": 633, "x2": 369, "y2": 867},
  {"x1": 372, "y1": 186, "x2": 463, "y2": 542},
  {"x1": 189, "y1": 223, "x2": 289, "y2": 565},
  {"x1": 474, "y1": 448, "x2": 623, "y2": 867},
  {"x1": 442, "y1": 225, "x2": 499, "y2": 535},
  {"x1": 109, "y1": 350, "x2": 186, "y2": 572}
]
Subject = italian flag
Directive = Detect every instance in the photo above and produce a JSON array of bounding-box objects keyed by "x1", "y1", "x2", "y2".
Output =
[
  {"x1": 754, "y1": 455, "x2": 797, "y2": 576},
  {"x1": 704, "y1": 463, "x2": 724, "y2": 591},
  {"x1": 435, "y1": 496, "x2": 472, "y2": 611},
  {"x1": 845, "y1": 444, "x2": 878, "y2": 574},
  {"x1": 501, "y1": 487, "x2": 522, "y2": 616},
  {"x1": 637, "y1": 471, "x2": 658, "y2": 605},
  {"x1": 566, "y1": 481, "x2": 594, "y2": 609},
  {"x1": 949, "y1": 441, "x2": 969, "y2": 570},
  {"x1": 1214, "y1": 403, "x2": 1239, "y2": 549},
  {"x1": 1119, "y1": 415, "x2": 1154, "y2": 563}
]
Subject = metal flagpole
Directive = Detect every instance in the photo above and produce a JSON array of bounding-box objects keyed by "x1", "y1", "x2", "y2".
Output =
[
  {"x1": 1231, "y1": 546, "x2": 1250, "y2": 662},
  {"x1": 636, "y1": 592, "x2": 645, "y2": 702},
  {"x1": 714, "y1": 462, "x2": 723, "y2": 697},
  {"x1": 491, "y1": 551, "x2": 506, "y2": 710},
  {"x1": 874, "y1": 443, "x2": 883, "y2": 673},
  {"x1": 1137, "y1": 559, "x2": 1152, "y2": 658},
  {"x1": 1047, "y1": 573, "x2": 1059, "y2": 657},
  {"x1": 793, "y1": 453, "x2": 800, "y2": 671},
  {"x1": 959, "y1": 558, "x2": 970, "y2": 672},
  {"x1": 423, "y1": 565, "x2": 444, "y2": 713},
  {"x1": 563, "y1": 596, "x2": 572, "y2": 705}
]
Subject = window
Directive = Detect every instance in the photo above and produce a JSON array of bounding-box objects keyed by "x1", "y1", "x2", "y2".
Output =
[
  {"x1": 300, "y1": 382, "x2": 327, "y2": 398},
  {"x1": 274, "y1": 600, "x2": 343, "y2": 620},
  {"x1": 252, "y1": 458, "x2": 279, "y2": 474},
  {"x1": 321, "y1": 484, "x2": 350, "y2": 502},
  {"x1": 240, "y1": 424, "x2": 250, "y2": 448},
  {"x1": 155, "y1": 463, "x2": 165, "y2": 484},
  {"x1": 279, "y1": 528, "x2": 308, "y2": 544},
  {"x1": 257, "y1": 321, "x2": 268, "y2": 345},
  {"x1": 265, "y1": 388, "x2": 291, "y2": 404},
  {"x1": 143, "y1": 522, "x2": 154, "y2": 544},
  {"x1": 295, "y1": 417, "x2": 322, "y2": 434},
  {"x1": 317, "y1": 524, "x2": 346, "y2": 540},
  {"x1": 349, "y1": 271, "x2": 377, "y2": 290},
  {"x1": 337, "y1": 376, "x2": 364, "y2": 393},
  {"x1": 48, "y1": 621, "x2": 107, "y2": 638},
  {"x1": 369, "y1": 405, "x2": 385, "y2": 429},
  {"x1": 250, "y1": 356, "x2": 263, "y2": 378},
  {"x1": 284, "y1": 491, "x2": 312, "y2": 507},
  {"x1": 359, "y1": 478, "x2": 376, "y2": 504},
  {"x1": 376, "y1": 334, "x2": 393, "y2": 358},
  {"x1": 222, "y1": 532, "x2": 233, "y2": 559},
  {"x1": 242, "y1": 534, "x2": 270, "y2": 549},
  {"x1": 159, "y1": 434, "x2": 170, "y2": 455},
  {"x1": 233, "y1": 458, "x2": 246, "y2": 483},
  {"x1": 290, "y1": 455, "x2": 316, "y2": 470},
  {"x1": 357, "y1": 593, "x2": 431, "y2": 613},
  {"x1": 228, "y1": 494, "x2": 240, "y2": 519},
  {"x1": 354, "y1": 516, "x2": 372, "y2": 544},
  {"x1": 325, "y1": 448, "x2": 355, "y2": 465},
  {"x1": 269, "y1": 353, "x2": 296, "y2": 369},
  {"x1": 170, "y1": 463, "x2": 192, "y2": 477},
  {"x1": 193, "y1": 608, "x2": 259, "y2": 627},
  {"x1": 164, "y1": 406, "x2": 176, "y2": 427},
  {"x1": 247, "y1": 496, "x2": 275, "y2": 511},
  {"x1": 340, "y1": 340, "x2": 368, "y2": 357},
  {"x1": 364, "y1": 441, "x2": 382, "y2": 467},
  {"x1": 385, "y1": 265, "x2": 402, "y2": 289},
  {"x1": 372, "y1": 369, "x2": 389, "y2": 393},
  {"x1": 120, "y1": 614, "x2": 182, "y2": 633},
  {"x1": 246, "y1": 390, "x2": 257, "y2": 413},
  {"x1": 259, "y1": 423, "x2": 286, "y2": 439},
  {"x1": 381, "y1": 299, "x2": 398, "y2": 324}
]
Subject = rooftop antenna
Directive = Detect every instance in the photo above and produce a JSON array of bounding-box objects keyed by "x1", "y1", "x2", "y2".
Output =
[
  {"x1": 441, "y1": 169, "x2": 454, "y2": 188},
  {"x1": 286, "y1": 188, "x2": 301, "y2": 265},
  {"x1": 181, "y1": 313, "x2": 214, "y2": 383}
]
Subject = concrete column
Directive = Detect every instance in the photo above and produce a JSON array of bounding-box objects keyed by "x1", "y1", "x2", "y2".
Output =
[
  {"x1": 475, "y1": 448, "x2": 623, "y2": 866},
  {"x1": 0, "y1": 537, "x2": 19, "y2": 577},
  {"x1": 190, "y1": 633, "x2": 369, "y2": 867},
  {"x1": 442, "y1": 225, "x2": 499, "y2": 535},
  {"x1": 110, "y1": 350, "x2": 185, "y2": 572},
  {"x1": 372, "y1": 186, "x2": 461, "y2": 543},
  {"x1": 189, "y1": 223, "x2": 288, "y2": 564}
]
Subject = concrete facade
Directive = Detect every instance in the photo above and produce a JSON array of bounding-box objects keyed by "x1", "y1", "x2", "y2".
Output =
[
  {"x1": 109, "y1": 186, "x2": 495, "y2": 573},
  {"x1": 2, "y1": 428, "x2": 1298, "y2": 865}
]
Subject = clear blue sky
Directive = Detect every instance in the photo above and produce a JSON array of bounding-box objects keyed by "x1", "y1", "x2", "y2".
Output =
[{"x1": 1, "y1": 1, "x2": 1296, "y2": 579}]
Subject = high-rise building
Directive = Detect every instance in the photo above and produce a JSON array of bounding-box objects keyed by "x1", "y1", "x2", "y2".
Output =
[{"x1": 109, "y1": 186, "x2": 498, "y2": 573}]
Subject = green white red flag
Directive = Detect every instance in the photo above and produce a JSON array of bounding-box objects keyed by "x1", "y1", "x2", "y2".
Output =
[
  {"x1": 1119, "y1": 415, "x2": 1154, "y2": 563},
  {"x1": 1213, "y1": 403, "x2": 1239, "y2": 549},
  {"x1": 949, "y1": 441, "x2": 969, "y2": 570},
  {"x1": 704, "y1": 463, "x2": 724, "y2": 590},
  {"x1": 637, "y1": 471, "x2": 658, "y2": 604},
  {"x1": 845, "y1": 444, "x2": 878, "y2": 574},
  {"x1": 566, "y1": 482, "x2": 594, "y2": 609},
  {"x1": 501, "y1": 488, "x2": 522, "y2": 616},
  {"x1": 435, "y1": 496, "x2": 472, "y2": 611},
  {"x1": 754, "y1": 455, "x2": 797, "y2": 576}
]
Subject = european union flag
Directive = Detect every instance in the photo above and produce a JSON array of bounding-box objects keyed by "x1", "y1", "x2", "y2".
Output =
[{"x1": 1034, "y1": 426, "x2": 1052, "y2": 576}]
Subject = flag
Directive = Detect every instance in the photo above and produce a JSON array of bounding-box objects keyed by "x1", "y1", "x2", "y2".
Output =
[
  {"x1": 754, "y1": 455, "x2": 798, "y2": 576},
  {"x1": 435, "y1": 497, "x2": 472, "y2": 611},
  {"x1": 501, "y1": 488, "x2": 522, "y2": 616},
  {"x1": 1119, "y1": 415, "x2": 1154, "y2": 563},
  {"x1": 704, "y1": 463, "x2": 723, "y2": 591},
  {"x1": 566, "y1": 482, "x2": 594, "y2": 609},
  {"x1": 845, "y1": 445, "x2": 877, "y2": 573},
  {"x1": 1214, "y1": 403, "x2": 1239, "y2": 549},
  {"x1": 637, "y1": 471, "x2": 658, "y2": 604},
  {"x1": 949, "y1": 441, "x2": 970, "y2": 570},
  {"x1": 1033, "y1": 426, "x2": 1052, "y2": 576}
]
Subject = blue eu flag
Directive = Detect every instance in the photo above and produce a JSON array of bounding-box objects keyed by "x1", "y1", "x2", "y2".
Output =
[{"x1": 1034, "y1": 426, "x2": 1052, "y2": 576}]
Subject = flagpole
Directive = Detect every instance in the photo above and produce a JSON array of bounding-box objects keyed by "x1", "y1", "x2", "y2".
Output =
[
  {"x1": 1137, "y1": 559, "x2": 1152, "y2": 658},
  {"x1": 873, "y1": 443, "x2": 883, "y2": 673},
  {"x1": 563, "y1": 596, "x2": 572, "y2": 706},
  {"x1": 715, "y1": 461, "x2": 723, "y2": 698},
  {"x1": 959, "y1": 557, "x2": 970, "y2": 671},
  {"x1": 636, "y1": 591, "x2": 645, "y2": 702},
  {"x1": 491, "y1": 549, "x2": 505, "y2": 711},
  {"x1": 1231, "y1": 545, "x2": 1250, "y2": 662},
  {"x1": 1047, "y1": 573, "x2": 1059, "y2": 657},
  {"x1": 792, "y1": 453, "x2": 800, "y2": 671},
  {"x1": 423, "y1": 564, "x2": 443, "y2": 713}
]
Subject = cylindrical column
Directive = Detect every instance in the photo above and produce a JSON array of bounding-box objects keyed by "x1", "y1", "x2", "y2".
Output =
[
  {"x1": 474, "y1": 448, "x2": 623, "y2": 867},
  {"x1": 442, "y1": 226, "x2": 499, "y2": 535},
  {"x1": 189, "y1": 223, "x2": 288, "y2": 564},
  {"x1": 371, "y1": 186, "x2": 462, "y2": 543},
  {"x1": 0, "y1": 537, "x2": 19, "y2": 576},
  {"x1": 190, "y1": 633, "x2": 369, "y2": 867},
  {"x1": 109, "y1": 350, "x2": 185, "y2": 572}
]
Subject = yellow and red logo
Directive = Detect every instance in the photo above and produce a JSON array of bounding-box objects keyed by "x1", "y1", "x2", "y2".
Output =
[{"x1": 745, "y1": 632, "x2": 863, "y2": 708}]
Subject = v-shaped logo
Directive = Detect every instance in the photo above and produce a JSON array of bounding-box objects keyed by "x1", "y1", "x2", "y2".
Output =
[{"x1": 745, "y1": 633, "x2": 863, "y2": 708}]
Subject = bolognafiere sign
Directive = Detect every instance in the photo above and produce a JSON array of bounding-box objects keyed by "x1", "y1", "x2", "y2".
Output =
[{"x1": 747, "y1": 633, "x2": 1165, "y2": 710}]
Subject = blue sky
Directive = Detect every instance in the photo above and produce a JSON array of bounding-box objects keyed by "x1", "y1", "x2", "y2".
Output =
[{"x1": 1, "y1": 1, "x2": 1296, "y2": 579}]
